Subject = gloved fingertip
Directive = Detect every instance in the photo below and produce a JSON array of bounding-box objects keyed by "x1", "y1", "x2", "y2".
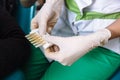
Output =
[
  {"x1": 67, "y1": 64, "x2": 72, "y2": 66},
  {"x1": 61, "y1": 61, "x2": 73, "y2": 66},
  {"x1": 61, "y1": 63, "x2": 68, "y2": 66}
]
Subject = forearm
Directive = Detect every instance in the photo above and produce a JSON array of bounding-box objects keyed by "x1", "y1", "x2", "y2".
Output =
[{"x1": 106, "y1": 19, "x2": 120, "y2": 39}]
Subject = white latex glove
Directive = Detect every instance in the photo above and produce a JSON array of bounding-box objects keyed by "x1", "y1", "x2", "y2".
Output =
[
  {"x1": 43, "y1": 29, "x2": 111, "y2": 66},
  {"x1": 31, "y1": 0, "x2": 64, "y2": 34}
]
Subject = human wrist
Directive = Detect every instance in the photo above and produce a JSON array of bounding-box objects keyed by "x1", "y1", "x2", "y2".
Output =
[{"x1": 87, "y1": 29, "x2": 111, "y2": 47}]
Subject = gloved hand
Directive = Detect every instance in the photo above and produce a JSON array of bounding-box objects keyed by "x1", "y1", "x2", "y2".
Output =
[
  {"x1": 31, "y1": 0, "x2": 64, "y2": 34},
  {"x1": 43, "y1": 29, "x2": 111, "y2": 66}
]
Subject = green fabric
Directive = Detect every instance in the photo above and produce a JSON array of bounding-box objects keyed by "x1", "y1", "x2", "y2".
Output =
[
  {"x1": 41, "y1": 47, "x2": 120, "y2": 80},
  {"x1": 23, "y1": 45, "x2": 50, "y2": 80},
  {"x1": 65, "y1": 0, "x2": 120, "y2": 21},
  {"x1": 75, "y1": 12, "x2": 120, "y2": 21},
  {"x1": 66, "y1": 0, "x2": 79, "y2": 13}
]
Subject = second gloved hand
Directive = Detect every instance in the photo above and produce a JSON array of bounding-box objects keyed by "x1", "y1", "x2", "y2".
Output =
[
  {"x1": 31, "y1": 0, "x2": 64, "y2": 34},
  {"x1": 43, "y1": 29, "x2": 111, "y2": 66}
]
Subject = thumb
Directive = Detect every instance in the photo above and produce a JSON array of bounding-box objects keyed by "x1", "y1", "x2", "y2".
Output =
[
  {"x1": 43, "y1": 35, "x2": 62, "y2": 45},
  {"x1": 44, "y1": 48, "x2": 60, "y2": 60},
  {"x1": 32, "y1": 14, "x2": 48, "y2": 35},
  {"x1": 38, "y1": 22, "x2": 47, "y2": 35},
  {"x1": 37, "y1": 16, "x2": 48, "y2": 35}
]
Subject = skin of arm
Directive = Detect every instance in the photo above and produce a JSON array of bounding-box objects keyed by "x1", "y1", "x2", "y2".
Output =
[{"x1": 107, "y1": 19, "x2": 120, "y2": 39}]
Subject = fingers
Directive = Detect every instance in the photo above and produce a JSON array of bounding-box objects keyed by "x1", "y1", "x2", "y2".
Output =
[
  {"x1": 38, "y1": 22, "x2": 47, "y2": 35},
  {"x1": 31, "y1": 17, "x2": 47, "y2": 35},
  {"x1": 47, "y1": 26, "x2": 53, "y2": 34},
  {"x1": 44, "y1": 44, "x2": 60, "y2": 62},
  {"x1": 45, "y1": 48, "x2": 60, "y2": 60},
  {"x1": 53, "y1": 45, "x2": 59, "y2": 51},
  {"x1": 45, "y1": 47, "x2": 71, "y2": 66},
  {"x1": 47, "y1": 17, "x2": 57, "y2": 34},
  {"x1": 45, "y1": 45, "x2": 72, "y2": 66},
  {"x1": 47, "y1": 45, "x2": 59, "y2": 52},
  {"x1": 31, "y1": 18, "x2": 38, "y2": 30}
]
